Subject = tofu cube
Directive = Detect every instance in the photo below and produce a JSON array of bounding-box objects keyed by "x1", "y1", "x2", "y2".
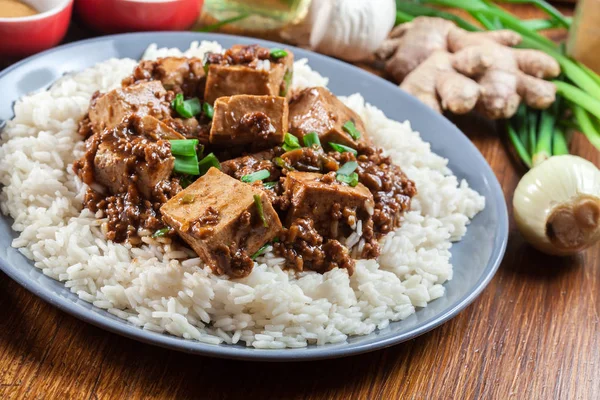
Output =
[
  {"x1": 93, "y1": 139, "x2": 174, "y2": 198},
  {"x1": 203, "y1": 52, "x2": 293, "y2": 104},
  {"x1": 160, "y1": 168, "x2": 282, "y2": 276},
  {"x1": 89, "y1": 81, "x2": 172, "y2": 133},
  {"x1": 284, "y1": 171, "x2": 374, "y2": 238},
  {"x1": 288, "y1": 87, "x2": 370, "y2": 150},
  {"x1": 209, "y1": 95, "x2": 288, "y2": 147}
]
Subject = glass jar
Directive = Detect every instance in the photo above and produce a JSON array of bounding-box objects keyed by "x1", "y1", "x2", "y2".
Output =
[
  {"x1": 203, "y1": 0, "x2": 312, "y2": 31},
  {"x1": 567, "y1": 0, "x2": 600, "y2": 74}
]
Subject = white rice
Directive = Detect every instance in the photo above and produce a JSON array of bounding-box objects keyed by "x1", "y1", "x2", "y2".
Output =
[{"x1": 0, "y1": 41, "x2": 485, "y2": 348}]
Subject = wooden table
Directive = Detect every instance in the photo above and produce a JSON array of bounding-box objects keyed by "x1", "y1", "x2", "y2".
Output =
[{"x1": 1, "y1": 4, "x2": 598, "y2": 399}]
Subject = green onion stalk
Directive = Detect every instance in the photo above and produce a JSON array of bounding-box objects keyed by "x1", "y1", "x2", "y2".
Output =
[{"x1": 395, "y1": 0, "x2": 600, "y2": 168}]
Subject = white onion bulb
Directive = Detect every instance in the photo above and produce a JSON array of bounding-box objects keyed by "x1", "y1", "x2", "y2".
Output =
[{"x1": 513, "y1": 155, "x2": 600, "y2": 256}]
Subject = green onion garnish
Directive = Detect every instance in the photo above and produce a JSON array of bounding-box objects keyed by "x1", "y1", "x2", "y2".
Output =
[
  {"x1": 253, "y1": 194, "x2": 268, "y2": 227},
  {"x1": 329, "y1": 142, "x2": 358, "y2": 156},
  {"x1": 169, "y1": 139, "x2": 198, "y2": 157},
  {"x1": 302, "y1": 132, "x2": 321, "y2": 148},
  {"x1": 337, "y1": 161, "x2": 358, "y2": 176},
  {"x1": 274, "y1": 156, "x2": 295, "y2": 171},
  {"x1": 280, "y1": 69, "x2": 293, "y2": 97},
  {"x1": 241, "y1": 169, "x2": 270, "y2": 183},
  {"x1": 198, "y1": 153, "x2": 221, "y2": 176},
  {"x1": 197, "y1": 144, "x2": 205, "y2": 160},
  {"x1": 270, "y1": 48, "x2": 288, "y2": 59},
  {"x1": 153, "y1": 227, "x2": 169, "y2": 238},
  {"x1": 342, "y1": 120, "x2": 361, "y2": 140},
  {"x1": 174, "y1": 155, "x2": 200, "y2": 175},
  {"x1": 202, "y1": 102, "x2": 214, "y2": 119},
  {"x1": 179, "y1": 193, "x2": 195, "y2": 204},
  {"x1": 171, "y1": 93, "x2": 201, "y2": 119},
  {"x1": 282, "y1": 133, "x2": 301, "y2": 152},
  {"x1": 263, "y1": 181, "x2": 277, "y2": 189},
  {"x1": 251, "y1": 243, "x2": 270, "y2": 260},
  {"x1": 336, "y1": 172, "x2": 359, "y2": 187}
]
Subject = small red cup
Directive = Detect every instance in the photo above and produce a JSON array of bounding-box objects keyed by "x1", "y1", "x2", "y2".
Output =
[
  {"x1": 0, "y1": 0, "x2": 74, "y2": 58},
  {"x1": 75, "y1": 0, "x2": 202, "y2": 34}
]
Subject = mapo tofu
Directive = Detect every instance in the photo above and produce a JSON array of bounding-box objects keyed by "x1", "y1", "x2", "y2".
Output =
[
  {"x1": 204, "y1": 44, "x2": 294, "y2": 104},
  {"x1": 74, "y1": 43, "x2": 416, "y2": 279},
  {"x1": 161, "y1": 167, "x2": 282, "y2": 277},
  {"x1": 288, "y1": 87, "x2": 370, "y2": 150},
  {"x1": 210, "y1": 95, "x2": 288, "y2": 147}
]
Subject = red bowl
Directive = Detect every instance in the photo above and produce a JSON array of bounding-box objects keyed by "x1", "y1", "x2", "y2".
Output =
[
  {"x1": 75, "y1": 0, "x2": 202, "y2": 34},
  {"x1": 0, "y1": 0, "x2": 73, "y2": 58}
]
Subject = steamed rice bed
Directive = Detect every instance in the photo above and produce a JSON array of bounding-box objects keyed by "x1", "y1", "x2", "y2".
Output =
[{"x1": 0, "y1": 42, "x2": 485, "y2": 348}]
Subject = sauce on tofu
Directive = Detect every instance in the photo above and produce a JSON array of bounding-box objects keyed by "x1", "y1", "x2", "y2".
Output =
[{"x1": 74, "y1": 44, "x2": 416, "y2": 278}]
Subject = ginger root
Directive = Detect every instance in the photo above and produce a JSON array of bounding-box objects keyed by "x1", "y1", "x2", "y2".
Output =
[{"x1": 376, "y1": 17, "x2": 561, "y2": 119}]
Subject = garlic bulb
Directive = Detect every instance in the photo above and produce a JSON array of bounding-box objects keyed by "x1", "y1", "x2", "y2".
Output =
[
  {"x1": 282, "y1": 0, "x2": 396, "y2": 62},
  {"x1": 513, "y1": 155, "x2": 600, "y2": 256}
]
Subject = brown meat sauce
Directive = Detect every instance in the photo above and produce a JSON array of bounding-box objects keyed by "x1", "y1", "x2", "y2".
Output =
[{"x1": 74, "y1": 46, "x2": 416, "y2": 278}]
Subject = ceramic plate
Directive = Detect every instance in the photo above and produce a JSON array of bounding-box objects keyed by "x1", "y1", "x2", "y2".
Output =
[{"x1": 0, "y1": 32, "x2": 508, "y2": 361}]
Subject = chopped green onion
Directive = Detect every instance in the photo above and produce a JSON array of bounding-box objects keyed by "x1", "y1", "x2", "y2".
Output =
[
  {"x1": 241, "y1": 169, "x2": 270, "y2": 183},
  {"x1": 202, "y1": 102, "x2": 214, "y2": 119},
  {"x1": 274, "y1": 156, "x2": 295, "y2": 171},
  {"x1": 203, "y1": 63, "x2": 210, "y2": 75},
  {"x1": 302, "y1": 132, "x2": 321, "y2": 148},
  {"x1": 198, "y1": 153, "x2": 221, "y2": 176},
  {"x1": 253, "y1": 194, "x2": 268, "y2": 227},
  {"x1": 336, "y1": 172, "x2": 359, "y2": 187},
  {"x1": 270, "y1": 48, "x2": 288, "y2": 59},
  {"x1": 263, "y1": 181, "x2": 278, "y2": 189},
  {"x1": 342, "y1": 120, "x2": 361, "y2": 140},
  {"x1": 280, "y1": 69, "x2": 293, "y2": 97},
  {"x1": 152, "y1": 227, "x2": 169, "y2": 238},
  {"x1": 169, "y1": 139, "x2": 198, "y2": 157},
  {"x1": 171, "y1": 93, "x2": 201, "y2": 118},
  {"x1": 337, "y1": 161, "x2": 358, "y2": 176},
  {"x1": 251, "y1": 243, "x2": 270, "y2": 260},
  {"x1": 174, "y1": 155, "x2": 200, "y2": 175},
  {"x1": 197, "y1": 144, "x2": 205, "y2": 160},
  {"x1": 282, "y1": 133, "x2": 301, "y2": 152},
  {"x1": 179, "y1": 193, "x2": 195, "y2": 204},
  {"x1": 328, "y1": 142, "x2": 358, "y2": 156}
]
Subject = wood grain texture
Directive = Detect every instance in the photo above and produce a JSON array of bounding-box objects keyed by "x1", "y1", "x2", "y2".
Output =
[{"x1": 1, "y1": 4, "x2": 599, "y2": 400}]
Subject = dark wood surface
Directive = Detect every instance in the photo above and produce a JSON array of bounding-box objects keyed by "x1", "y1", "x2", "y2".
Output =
[{"x1": 1, "y1": 4, "x2": 599, "y2": 400}]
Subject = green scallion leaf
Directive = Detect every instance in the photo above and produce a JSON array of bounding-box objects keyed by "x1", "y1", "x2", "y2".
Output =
[
  {"x1": 336, "y1": 161, "x2": 358, "y2": 176},
  {"x1": 282, "y1": 133, "x2": 301, "y2": 152},
  {"x1": 203, "y1": 102, "x2": 214, "y2": 119},
  {"x1": 342, "y1": 120, "x2": 361, "y2": 140},
  {"x1": 174, "y1": 155, "x2": 200, "y2": 175},
  {"x1": 198, "y1": 153, "x2": 221, "y2": 176},
  {"x1": 302, "y1": 132, "x2": 321, "y2": 148},
  {"x1": 336, "y1": 172, "x2": 359, "y2": 187},
  {"x1": 241, "y1": 169, "x2": 270, "y2": 183},
  {"x1": 152, "y1": 227, "x2": 169, "y2": 238},
  {"x1": 263, "y1": 181, "x2": 278, "y2": 189},
  {"x1": 169, "y1": 139, "x2": 198, "y2": 157},
  {"x1": 251, "y1": 243, "x2": 270, "y2": 260},
  {"x1": 270, "y1": 48, "x2": 288, "y2": 59},
  {"x1": 253, "y1": 194, "x2": 268, "y2": 228},
  {"x1": 171, "y1": 93, "x2": 201, "y2": 118},
  {"x1": 280, "y1": 69, "x2": 293, "y2": 97},
  {"x1": 274, "y1": 156, "x2": 295, "y2": 171},
  {"x1": 329, "y1": 142, "x2": 358, "y2": 156}
]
